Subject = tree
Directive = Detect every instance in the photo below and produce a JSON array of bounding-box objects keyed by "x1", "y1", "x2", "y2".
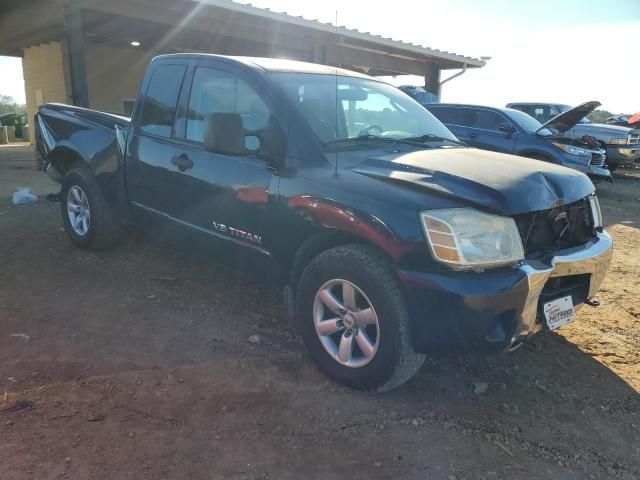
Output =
[
  {"x1": 0, "y1": 95, "x2": 26, "y2": 116},
  {"x1": 586, "y1": 109, "x2": 614, "y2": 124}
]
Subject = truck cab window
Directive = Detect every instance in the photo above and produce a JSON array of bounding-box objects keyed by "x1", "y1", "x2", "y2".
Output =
[
  {"x1": 184, "y1": 67, "x2": 271, "y2": 144},
  {"x1": 139, "y1": 64, "x2": 186, "y2": 137}
]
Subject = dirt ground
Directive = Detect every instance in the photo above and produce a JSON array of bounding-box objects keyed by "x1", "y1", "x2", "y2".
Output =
[{"x1": 0, "y1": 145, "x2": 638, "y2": 480}]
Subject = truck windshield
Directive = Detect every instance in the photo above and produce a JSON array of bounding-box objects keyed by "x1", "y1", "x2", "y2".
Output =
[{"x1": 270, "y1": 73, "x2": 460, "y2": 149}]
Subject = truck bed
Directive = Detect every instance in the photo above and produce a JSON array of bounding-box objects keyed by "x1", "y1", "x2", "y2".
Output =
[
  {"x1": 35, "y1": 103, "x2": 131, "y2": 212},
  {"x1": 38, "y1": 103, "x2": 131, "y2": 130}
]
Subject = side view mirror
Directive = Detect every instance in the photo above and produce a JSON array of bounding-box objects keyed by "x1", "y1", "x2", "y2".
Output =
[
  {"x1": 203, "y1": 112, "x2": 246, "y2": 155},
  {"x1": 498, "y1": 124, "x2": 517, "y2": 134},
  {"x1": 203, "y1": 112, "x2": 286, "y2": 166}
]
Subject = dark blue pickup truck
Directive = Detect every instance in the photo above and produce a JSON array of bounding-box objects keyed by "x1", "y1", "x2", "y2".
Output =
[{"x1": 35, "y1": 54, "x2": 612, "y2": 391}]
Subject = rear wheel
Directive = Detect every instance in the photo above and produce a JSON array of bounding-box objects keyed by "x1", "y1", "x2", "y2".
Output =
[
  {"x1": 61, "y1": 168, "x2": 122, "y2": 250},
  {"x1": 296, "y1": 244, "x2": 425, "y2": 391}
]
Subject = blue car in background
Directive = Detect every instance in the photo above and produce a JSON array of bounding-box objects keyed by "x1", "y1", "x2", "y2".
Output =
[
  {"x1": 426, "y1": 103, "x2": 612, "y2": 181},
  {"x1": 398, "y1": 85, "x2": 439, "y2": 105}
]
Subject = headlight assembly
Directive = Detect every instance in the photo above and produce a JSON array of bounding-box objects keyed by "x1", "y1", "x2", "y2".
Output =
[
  {"x1": 420, "y1": 209, "x2": 524, "y2": 269},
  {"x1": 551, "y1": 142, "x2": 591, "y2": 156},
  {"x1": 609, "y1": 137, "x2": 628, "y2": 145}
]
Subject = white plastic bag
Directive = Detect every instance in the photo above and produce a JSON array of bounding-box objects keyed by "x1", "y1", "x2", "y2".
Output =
[{"x1": 12, "y1": 187, "x2": 38, "y2": 205}]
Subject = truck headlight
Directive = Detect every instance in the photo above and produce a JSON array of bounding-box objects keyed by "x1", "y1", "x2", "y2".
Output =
[
  {"x1": 609, "y1": 137, "x2": 628, "y2": 145},
  {"x1": 552, "y1": 142, "x2": 590, "y2": 156},
  {"x1": 420, "y1": 209, "x2": 524, "y2": 269},
  {"x1": 588, "y1": 195, "x2": 603, "y2": 228}
]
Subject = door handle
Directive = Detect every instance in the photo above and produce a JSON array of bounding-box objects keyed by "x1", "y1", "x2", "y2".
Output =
[
  {"x1": 171, "y1": 153, "x2": 193, "y2": 172},
  {"x1": 469, "y1": 132, "x2": 479, "y2": 139}
]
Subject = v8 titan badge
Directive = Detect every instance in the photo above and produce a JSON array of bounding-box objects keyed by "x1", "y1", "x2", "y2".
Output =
[{"x1": 543, "y1": 295, "x2": 576, "y2": 331}]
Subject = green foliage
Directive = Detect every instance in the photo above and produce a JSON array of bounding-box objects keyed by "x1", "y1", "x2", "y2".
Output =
[
  {"x1": 0, "y1": 95, "x2": 26, "y2": 116},
  {"x1": 587, "y1": 109, "x2": 634, "y2": 124}
]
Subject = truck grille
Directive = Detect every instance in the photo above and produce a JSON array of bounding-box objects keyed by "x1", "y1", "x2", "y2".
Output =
[
  {"x1": 514, "y1": 198, "x2": 597, "y2": 258},
  {"x1": 629, "y1": 133, "x2": 639, "y2": 145},
  {"x1": 589, "y1": 149, "x2": 606, "y2": 167}
]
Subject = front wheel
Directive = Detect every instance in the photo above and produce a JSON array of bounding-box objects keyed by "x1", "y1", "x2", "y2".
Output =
[
  {"x1": 61, "y1": 168, "x2": 122, "y2": 250},
  {"x1": 296, "y1": 244, "x2": 425, "y2": 391}
]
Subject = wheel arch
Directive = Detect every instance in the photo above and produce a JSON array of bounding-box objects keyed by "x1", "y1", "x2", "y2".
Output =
[
  {"x1": 289, "y1": 230, "x2": 372, "y2": 288},
  {"x1": 48, "y1": 143, "x2": 90, "y2": 176},
  {"x1": 517, "y1": 149, "x2": 553, "y2": 162}
]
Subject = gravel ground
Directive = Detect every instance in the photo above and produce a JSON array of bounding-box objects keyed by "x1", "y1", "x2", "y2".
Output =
[{"x1": 0, "y1": 146, "x2": 638, "y2": 480}]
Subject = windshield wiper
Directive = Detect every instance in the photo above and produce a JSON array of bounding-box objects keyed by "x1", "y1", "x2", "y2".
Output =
[
  {"x1": 324, "y1": 135, "x2": 433, "y2": 148},
  {"x1": 400, "y1": 134, "x2": 466, "y2": 146}
]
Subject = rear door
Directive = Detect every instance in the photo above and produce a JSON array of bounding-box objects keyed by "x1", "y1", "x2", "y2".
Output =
[
  {"x1": 126, "y1": 62, "x2": 189, "y2": 216},
  {"x1": 427, "y1": 106, "x2": 475, "y2": 141}
]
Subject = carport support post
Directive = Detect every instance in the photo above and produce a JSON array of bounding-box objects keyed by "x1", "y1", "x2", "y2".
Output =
[
  {"x1": 64, "y1": 0, "x2": 89, "y2": 108},
  {"x1": 424, "y1": 63, "x2": 441, "y2": 100}
]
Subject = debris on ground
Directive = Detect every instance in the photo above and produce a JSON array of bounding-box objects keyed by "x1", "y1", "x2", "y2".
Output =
[
  {"x1": 12, "y1": 187, "x2": 38, "y2": 205},
  {"x1": 46, "y1": 192, "x2": 60, "y2": 203},
  {"x1": 493, "y1": 440, "x2": 514, "y2": 457},
  {"x1": 248, "y1": 334, "x2": 262, "y2": 345},
  {"x1": 10, "y1": 333, "x2": 30, "y2": 342},
  {"x1": 149, "y1": 276, "x2": 178, "y2": 282},
  {"x1": 500, "y1": 403, "x2": 519, "y2": 415},
  {"x1": 472, "y1": 382, "x2": 489, "y2": 395},
  {"x1": 0, "y1": 400, "x2": 33, "y2": 415}
]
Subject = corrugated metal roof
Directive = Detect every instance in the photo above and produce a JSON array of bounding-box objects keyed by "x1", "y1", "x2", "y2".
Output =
[{"x1": 196, "y1": 0, "x2": 486, "y2": 68}]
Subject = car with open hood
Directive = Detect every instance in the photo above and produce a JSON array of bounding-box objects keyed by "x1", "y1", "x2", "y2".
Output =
[
  {"x1": 34, "y1": 54, "x2": 612, "y2": 391},
  {"x1": 507, "y1": 101, "x2": 640, "y2": 171},
  {"x1": 426, "y1": 103, "x2": 611, "y2": 181}
]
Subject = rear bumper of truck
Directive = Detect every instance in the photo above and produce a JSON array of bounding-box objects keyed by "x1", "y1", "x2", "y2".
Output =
[{"x1": 397, "y1": 231, "x2": 613, "y2": 354}]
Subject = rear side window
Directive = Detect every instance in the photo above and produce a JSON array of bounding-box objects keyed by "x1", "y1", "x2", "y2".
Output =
[
  {"x1": 139, "y1": 64, "x2": 186, "y2": 137},
  {"x1": 428, "y1": 107, "x2": 474, "y2": 127}
]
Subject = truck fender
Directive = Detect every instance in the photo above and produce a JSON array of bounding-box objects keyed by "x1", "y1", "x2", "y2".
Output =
[{"x1": 286, "y1": 195, "x2": 416, "y2": 286}]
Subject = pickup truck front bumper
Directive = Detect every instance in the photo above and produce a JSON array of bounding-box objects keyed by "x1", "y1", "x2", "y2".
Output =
[
  {"x1": 606, "y1": 144, "x2": 640, "y2": 165},
  {"x1": 397, "y1": 231, "x2": 613, "y2": 354}
]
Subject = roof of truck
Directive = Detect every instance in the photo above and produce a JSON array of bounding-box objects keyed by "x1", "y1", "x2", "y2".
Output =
[{"x1": 154, "y1": 53, "x2": 375, "y2": 79}]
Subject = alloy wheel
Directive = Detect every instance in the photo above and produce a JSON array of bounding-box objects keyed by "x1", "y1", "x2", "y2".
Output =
[{"x1": 313, "y1": 279, "x2": 380, "y2": 368}]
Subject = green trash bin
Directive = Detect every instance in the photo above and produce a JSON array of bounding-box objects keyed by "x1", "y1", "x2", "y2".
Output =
[{"x1": 0, "y1": 112, "x2": 27, "y2": 139}]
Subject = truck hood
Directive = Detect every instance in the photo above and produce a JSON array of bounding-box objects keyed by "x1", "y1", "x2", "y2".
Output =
[
  {"x1": 351, "y1": 147, "x2": 595, "y2": 215},
  {"x1": 536, "y1": 101, "x2": 601, "y2": 134},
  {"x1": 569, "y1": 122, "x2": 635, "y2": 137}
]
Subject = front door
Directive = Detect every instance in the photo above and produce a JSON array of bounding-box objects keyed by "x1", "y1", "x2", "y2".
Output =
[
  {"x1": 166, "y1": 63, "x2": 279, "y2": 254},
  {"x1": 464, "y1": 108, "x2": 518, "y2": 154}
]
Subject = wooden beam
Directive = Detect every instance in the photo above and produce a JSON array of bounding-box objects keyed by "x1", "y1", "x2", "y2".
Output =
[{"x1": 64, "y1": 0, "x2": 90, "y2": 107}]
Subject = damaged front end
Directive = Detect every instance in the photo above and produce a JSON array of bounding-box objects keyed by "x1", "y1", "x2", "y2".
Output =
[{"x1": 546, "y1": 134, "x2": 611, "y2": 180}]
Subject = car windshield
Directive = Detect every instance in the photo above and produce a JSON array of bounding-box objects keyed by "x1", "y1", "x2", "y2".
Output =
[
  {"x1": 270, "y1": 73, "x2": 460, "y2": 150},
  {"x1": 505, "y1": 109, "x2": 552, "y2": 135}
]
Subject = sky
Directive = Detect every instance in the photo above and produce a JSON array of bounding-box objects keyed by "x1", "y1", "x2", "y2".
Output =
[{"x1": 1, "y1": 0, "x2": 638, "y2": 112}]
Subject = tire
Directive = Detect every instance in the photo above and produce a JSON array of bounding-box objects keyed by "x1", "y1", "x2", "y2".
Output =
[
  {"x1": 296, "y1": 244, "x2": 425, "y2": 391},
  {"x1": 60, "y1": 168, "x2": 122, "y2": 250}
]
